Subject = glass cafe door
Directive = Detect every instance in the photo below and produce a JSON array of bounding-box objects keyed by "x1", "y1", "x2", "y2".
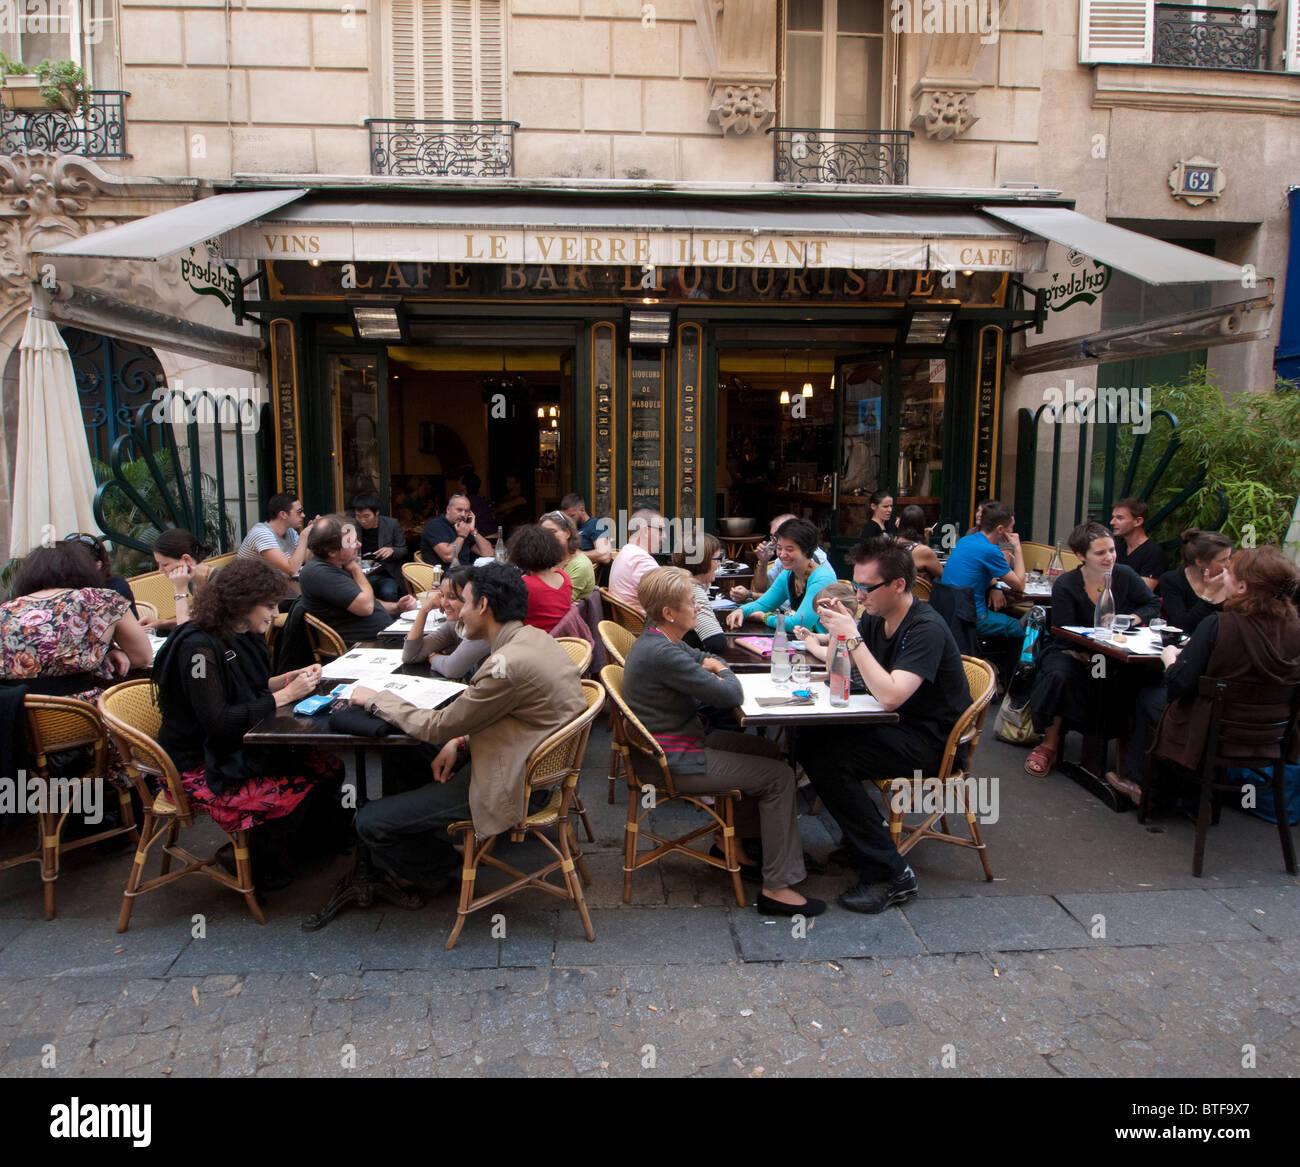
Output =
[
  {"x1": 831, "y1": 352, "x2": 892, "y2": 553},
  {"x1": 325, "y1": 350, "x2": 389, "y2": 511}
]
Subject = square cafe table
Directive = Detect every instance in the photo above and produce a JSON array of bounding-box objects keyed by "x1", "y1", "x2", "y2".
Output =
[
  {"x1": 243, "y1": 642, "x2": 457, "y2": 930},
  {"x1": 735, "y1": 672, "x2": 898, "y2": 729},
  {"x1": 1050, "y1": 624, "x2": 1165, "y2": 811}
]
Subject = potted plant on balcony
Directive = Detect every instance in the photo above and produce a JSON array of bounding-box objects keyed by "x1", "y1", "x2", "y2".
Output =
[
  {"x1": 0, "y1": 53, "x2": 46, "y2": 111},
  {"x1": 35, "y1": 59, "x2": 88, "y2": 114}
]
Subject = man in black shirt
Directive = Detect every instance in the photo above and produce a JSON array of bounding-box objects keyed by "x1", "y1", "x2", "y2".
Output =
[
  {"x1": 421, "y1": 493, "x2": 494, "y2": 567},
  {"x1": 797, "y1": 538, "x2": 970, "y2": 913},
  {"x1": 350, "y1": 492, "x2": 407, "y2": 602},
  {"x1": 300, "y1": 516, "x2": 416, "y2": 645},
  {"x1": 1111, "y1": 497, "x2": 1165, "y2": 590}
]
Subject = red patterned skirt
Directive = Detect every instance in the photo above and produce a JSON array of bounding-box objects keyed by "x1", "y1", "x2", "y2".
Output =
[{"x1": 176, "y1": 748, "x2": 344, "y2": 835}]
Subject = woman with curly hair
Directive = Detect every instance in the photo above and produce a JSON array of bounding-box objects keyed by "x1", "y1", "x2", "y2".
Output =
[
  {"x1": 1, "y1": 541, "x2": 152, "y2": 703},
  {"x1": 153, "y1": 557, "x2": 348, "y2": 889},
  {"x1": 506, "y1": 522, "x2": 572, "y2": 633}
]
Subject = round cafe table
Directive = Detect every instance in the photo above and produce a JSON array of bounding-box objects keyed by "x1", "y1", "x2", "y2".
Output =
[{"x1": 719, "y1": 532, "x2": 765, "y2": 562}]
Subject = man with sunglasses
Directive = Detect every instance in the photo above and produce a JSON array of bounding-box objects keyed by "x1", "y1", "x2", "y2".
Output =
[{"x1": 797, "y1": 539, "x2": 968, "y2": 914}]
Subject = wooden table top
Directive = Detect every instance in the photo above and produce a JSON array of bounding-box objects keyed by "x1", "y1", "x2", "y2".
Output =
[
  {"x1": 1052, "y1": 625, "x2": 1166, "y2": 665},
  {"x1": 734, "y1": 672, "x2": 899, "y2": 728}
]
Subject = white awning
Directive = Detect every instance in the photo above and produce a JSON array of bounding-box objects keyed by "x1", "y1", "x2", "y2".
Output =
[
  {"x1": 980, "y1": 205, "x2": 1248, "y2": 285},
  {"x1": 43, "y1": 188, "x2": 308, "y2": 260}
]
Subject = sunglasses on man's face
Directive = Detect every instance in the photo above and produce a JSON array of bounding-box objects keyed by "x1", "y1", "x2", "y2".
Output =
[{"x1": 854, "y1": 580, "x2": 891, "y2": 596}]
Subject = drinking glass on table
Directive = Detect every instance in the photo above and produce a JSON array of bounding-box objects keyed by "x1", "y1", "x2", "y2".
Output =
[
  {"x1": 791, "y1": 654, "x2": 811, "y2": 690},
  {"x1": 1112, "y1": 614, "x2": 1136, "y2": 634},
  {"x1": 1148, "y1": 617, "x2": 1166, "y2": 634}
]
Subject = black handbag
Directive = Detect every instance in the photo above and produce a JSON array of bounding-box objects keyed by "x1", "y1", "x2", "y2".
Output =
[{"x1": 328, "y1": 705, "x2": 397, "y2": 737}]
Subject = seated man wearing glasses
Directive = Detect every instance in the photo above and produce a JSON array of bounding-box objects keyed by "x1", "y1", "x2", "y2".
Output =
[
  {"x1": 796, "y1": 539, "x2": 969, "y2": 914},
  {"x1": 608, "y1": 509, "x2": 666, "y2": 615}
]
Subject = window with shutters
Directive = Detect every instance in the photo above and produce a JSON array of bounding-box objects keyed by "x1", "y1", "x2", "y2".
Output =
[
  {"x1": 386, "y1": 0, "x2": 505, "y2": 120},
  {"x1": 1080, "y1": 0, "x2": 1297, "y2": 72}
]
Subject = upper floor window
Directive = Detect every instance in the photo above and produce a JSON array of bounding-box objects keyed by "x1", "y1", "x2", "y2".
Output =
[
  {"x1": 386, "y1": 0, "x2": 505, "y2": 121},
  {"x1": 1080, "y1": 0, "x2": 1300, "y2": 73},
  {"x1": 0, "y1": 0, "x2": 113, "y2": 83},
  {"x1": 782, "y1": 0, "x2": 889, "y2": 129}
]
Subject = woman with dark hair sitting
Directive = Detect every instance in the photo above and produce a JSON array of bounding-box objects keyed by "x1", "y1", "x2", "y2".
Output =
[
  {"x1": 153, "y1": 557, "x2": 348, "y2": 889},
  {"x1": 1023, "y1": 521, "x2": 1160, "y2": 777},
  {"x1": 1, "y1": 541, "x2": 152, "y2": 703},
  {"x1": 144, "y1": 528, "x2": 213, "y2": 631},
  {"x1": 1112, "y1": 546, "x2": 1300, "y2": 805},
  {"x1": 671, "y1": 532, "x2": 728, "y2": 654},
  {"x1": 506, "y1": 522, "x2": 572, "y2": 633},
  {"x1": 64, "y1": 531, "x2": 138, "y2": 617},
  {"x1": 858, "y1": 490, "x2": 895, "y2": 541},
  {"x1": 400, "y1": 565, "x2": 489, "y2": 681},
  {"x1": 895, "y1": 505, "x2": 944, "y2": 581},
  {"x1": 538, "y1": 510, "x2": 596, "y2": 602},
  {"x1": 725, "y1": 517, "x2": 836, "y2": 635},
  {"x1": 1156, "y1": 528, "x2": 1233, "y2": 635}
]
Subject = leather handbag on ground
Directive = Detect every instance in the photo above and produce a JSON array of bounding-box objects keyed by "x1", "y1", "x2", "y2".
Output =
[
  {"x1": 328, "y1": 705, "x2": 398, "y2": 737},
  {"x1": 995, "y1": 698, "x2": 1041, "y2": 746}
]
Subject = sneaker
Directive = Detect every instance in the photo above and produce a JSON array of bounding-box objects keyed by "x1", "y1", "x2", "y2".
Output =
[{"x1": 837, "y1": 867, "x2": 918, "y2": 915}]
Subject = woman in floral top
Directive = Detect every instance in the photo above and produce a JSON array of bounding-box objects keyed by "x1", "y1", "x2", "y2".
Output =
[{"x1": 1, "y1": 542, "x2": 152, "y2": 703}]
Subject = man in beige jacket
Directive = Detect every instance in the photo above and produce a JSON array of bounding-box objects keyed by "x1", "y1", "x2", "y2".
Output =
[{"x1": 349, "y1": 562, "x2": 586, "y2": 892}]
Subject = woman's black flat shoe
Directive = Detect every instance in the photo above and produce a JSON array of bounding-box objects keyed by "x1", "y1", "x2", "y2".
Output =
[
  {"x1": 709, "y1": 844, "x2": 761, "y2": 882},
  {"x1": 756, "y1": 893, "x2": 827, "y2": 918}
]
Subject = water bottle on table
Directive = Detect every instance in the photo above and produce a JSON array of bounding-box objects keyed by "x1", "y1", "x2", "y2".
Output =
[
  {"x1": 770, "y1": 611, "x2": 791, "y2": 684},
  {"x1": 828, "y1": 635, "x2": 851, "y2": 707}
]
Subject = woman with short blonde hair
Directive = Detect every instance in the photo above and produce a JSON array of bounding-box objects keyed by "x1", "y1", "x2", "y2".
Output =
[{"x1": 622, "y1": 566, "x2": 825, "y2": 918}]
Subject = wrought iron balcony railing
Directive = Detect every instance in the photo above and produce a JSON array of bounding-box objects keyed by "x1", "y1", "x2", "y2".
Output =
[
  {"x1": 0, "y1": 90, "x2": 129, "y2": 158},
  {"x1": 366, "y1": 118, "x2": 519, "y2": 177},
  {"x1": 768, "y1": 127, "x2": 911, "y2": 186},
  {"x1": 1153, "y1": 4, "x2": 1276, "y2": 71}
]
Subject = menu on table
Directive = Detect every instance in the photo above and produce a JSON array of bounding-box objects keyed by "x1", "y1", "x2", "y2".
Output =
[
  {"x1": 335, "y1": 675, "x2": 466, "y2": 711},
  {"x1": 320, "y1": 647, "x2": 407, "y2": 680}
]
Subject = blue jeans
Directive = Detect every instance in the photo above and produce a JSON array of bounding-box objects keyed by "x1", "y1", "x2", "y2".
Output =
[
  {"x1": 977, "y1": 611, "x2": 1023, "y2": 640},
  {"x1": 371, "y1": 574, "x2": 401, "y2": 603}
]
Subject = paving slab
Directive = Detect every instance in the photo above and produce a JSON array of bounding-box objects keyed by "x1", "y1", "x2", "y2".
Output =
[
  {"x1": 1209, "y1": 885, "x2": 1300, "y2": 939},
  {"x1": 733, "y1": 902, "x2": 922, "y2": 961},
  {"x1": 0, "y1": 918, "x2": 30, "y2": 951},
  {"x1": 360, "y1": 905, "x2": 556, "y2": 970},
  {"x1": 168, "y1": 910, "x2": 381, "y2": 975},
  {"x1": 554, "y1": 907, "x2": 736, "y2": 966},
  {"x1": 1054, "y1": 889, "x2": 1260, "y2": 946},
  {"x1": 903, "y1": 894, "x2": 1093, "y2": 953},
  {"x1": 0, "y1": 917, "x2": 185, "y2": 977}
]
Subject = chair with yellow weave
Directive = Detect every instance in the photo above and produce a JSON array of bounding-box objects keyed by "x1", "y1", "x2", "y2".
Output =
[
  {"x1": 126, "y1": 570, "x2": 177, "y2": 623},
  {"x1": 912, "y1": 576, "x2": 932, "y2": 602},
  {"x1": 443, "y1": 680, "x2": 605, "y2": 950},
  {"x1": 553, "y1": 637, "x2": 595, "y2": 841},
  {"x1": 204, "y1": 551, "x2": 237, "y2": 573},
  {"x1": 99, "y1": 679, "x2": 264, "y2": 932},
  {"x1": 872, "y1": 655, "x2": 998, "y2": 881},
  {"x1": 304, "y1": 613, "x2": 346, "y2": 664},
  {"x1": 133, "y1": 600, "x2": 159, "y2": 625},
  {"x1": 597, "y1": 620, "x2": 638, "y2": 802},
  {"x1": 600, "y1": 664, "x2": 746, "y2": 908},
  {"x1": 402, "y1": 561, "x2": 439, "y2": 597},
  {"x1": 600, "y1": 586, "x2": 645, "y2": 635},
  {"x1": 0, "y1": 695, "x2": 139, "y2": 920}
]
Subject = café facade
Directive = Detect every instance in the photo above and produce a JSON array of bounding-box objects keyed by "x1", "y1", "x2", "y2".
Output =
[{"x1": 43, "y1": 177, "x2": 1251, "y2": 563}]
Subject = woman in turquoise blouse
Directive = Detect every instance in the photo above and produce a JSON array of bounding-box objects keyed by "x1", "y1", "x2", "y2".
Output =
[{"x1": 725, "y1": 518, "x2": 836, "y2": 635}]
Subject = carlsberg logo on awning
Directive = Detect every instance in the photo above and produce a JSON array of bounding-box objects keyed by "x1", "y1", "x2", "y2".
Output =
[
  {"x1": 181, "y1": 240, "x2": 238, "y2": 308},
  {"x1": 1044, "y1": 256, "x2": 1111, "y2": 312}
]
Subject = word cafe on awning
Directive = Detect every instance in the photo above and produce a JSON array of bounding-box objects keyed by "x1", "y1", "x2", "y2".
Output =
[{"x1": 44, "y1": 179, "x2": 1248, "y2": 558}]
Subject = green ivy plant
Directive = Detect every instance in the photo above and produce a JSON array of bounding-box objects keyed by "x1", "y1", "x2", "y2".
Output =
[
  {"x1": 1102, "y1": 368, "x2": 1300, "y2": 558},
  {"x1": 35, "y1": 59, "x2": 88, "y2": 113},
  {"x1": 0, "y1": 52, "x2": 29, "y2": 77}
]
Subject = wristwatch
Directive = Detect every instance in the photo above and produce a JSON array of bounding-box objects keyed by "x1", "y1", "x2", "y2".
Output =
[{"x1": 844, "y1": 636, "x2": 863, "y2": 652}]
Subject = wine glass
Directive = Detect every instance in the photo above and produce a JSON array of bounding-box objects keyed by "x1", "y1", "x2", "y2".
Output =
[
  {"x1": 791, "y1": 654, "x2": 811, "y2": 691},
  {"x1": 1112, "y1": 613, "x2": 1135, "y2": 634}
]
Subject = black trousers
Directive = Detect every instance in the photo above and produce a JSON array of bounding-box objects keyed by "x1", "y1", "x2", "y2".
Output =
[{"x1": 796, "y1": 724, "x2": 942, "y2": 883}]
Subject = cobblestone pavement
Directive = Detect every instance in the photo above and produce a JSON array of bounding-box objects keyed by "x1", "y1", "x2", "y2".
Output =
[{"x1": 2, "y1": 730, "x2": 1299, "y2": 1077}]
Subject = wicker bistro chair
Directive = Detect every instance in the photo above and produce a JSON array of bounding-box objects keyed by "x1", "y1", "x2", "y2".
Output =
[
  {"x1": 553, "y1": 638, "x2": 596, "y2": 841},
  {"x1": 443, "y1": 680, "x2": 605, "y2": 950},
  {"x1": 98, "y1": 679, "x2": 264, "y2": 932},
  {"x1": 872, "y1": 655, "x2": 998, "y2": 881},
  {"x1": 126, "y1": 570, "x2": 178, "y2": 623},
  {"x1": 600, "y1": 586, "x2": 645, "y2": 636},
  {"x1": 597, "y1": 621, "x2": 638, "y2": 802},
  {"x1": 401, "y1": 561, "x2": 439, "y2": 597},
  {"x1": 204, "y1": 551, "x2": 237, "y2": 572},
  {"x1": 600, "y1": 664, "x2": 746, "y2": 908},
  {"x1": 1141, "y1": 677, "x2": 1300, "y2": 878},
  {"x1": 912, "y1": 577, "x2": 932, "y2": 603},
  {"x1": 134, "y1": 600, "x2": 159, "y2": 624},
  {"x1": 0, "y1": 695, "x2": 139, "y2": 920},
  {"x1": 303, "y1": 613, "x2": 347, "y2": 663}
]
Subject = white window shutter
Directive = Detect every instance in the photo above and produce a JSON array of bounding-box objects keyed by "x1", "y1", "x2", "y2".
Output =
[
  {"x1": 1287, "y1": 0, "x2": 1300, "y2": 73},
  {"x1": 450, "y1": 0, "x2": 474, "y2": 118},
  {"x1": 422, "y1": 0, "x2": 445, "y2": 117},
  {"x1": 1078, "y1": 0, "x2": 1154, "y2": 64},
  {"x1": 478, "y1": 0, "x2": 504, "y2": 119},
  {"x1": 391, "y1": 0, "x2": 418, "y2": 118}
]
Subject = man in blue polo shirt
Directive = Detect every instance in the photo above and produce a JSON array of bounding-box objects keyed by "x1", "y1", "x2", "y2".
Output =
[
  {"x1": 560, "y1": 491, "x2": 612, "y2": 566},
  {"x1": 942, "y1": 500, "x2": 1025, "y2": 666}
]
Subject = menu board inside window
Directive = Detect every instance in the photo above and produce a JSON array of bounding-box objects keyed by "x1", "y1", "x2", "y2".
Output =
[
  {"x1": 591, "y1": 322, "x2": 615, "y2": 526},
  {"x1": 628, "y1": 349, "x2": 665, "y2": 512}
]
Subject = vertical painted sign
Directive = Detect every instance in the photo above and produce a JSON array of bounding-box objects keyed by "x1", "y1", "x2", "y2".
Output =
[
  {"x1": 971, "y1": 324, "x2": 1004, "y2": 518},
  {"x1": 591, "y1": 322, "x2": 616, "y2": 527},
  {"x1": 677, "y1": 322, "x2": 701, "y2": 521},
  {"x1": 269, "y1": 318, "x2": 300, "y2": 495},
  {"x1": 628, "y1": 349, "x2": 665, "y2": 513}
]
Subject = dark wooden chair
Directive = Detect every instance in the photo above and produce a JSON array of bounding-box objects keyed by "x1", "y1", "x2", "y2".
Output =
[{"x1": 1140, "y1": 677, "x2": 1299, "y2": 878}]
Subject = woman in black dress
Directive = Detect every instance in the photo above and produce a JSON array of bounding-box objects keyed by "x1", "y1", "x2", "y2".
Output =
[
  {"x1": 1023, "y1": 522, "x2": 1160, "y2": 776},
  {"x1": 1156, "y1": 528, "x2": 1233, "y2": 634},
  {"x1": 858, "y1": 490, "x2": 895, "y2": 541}
]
